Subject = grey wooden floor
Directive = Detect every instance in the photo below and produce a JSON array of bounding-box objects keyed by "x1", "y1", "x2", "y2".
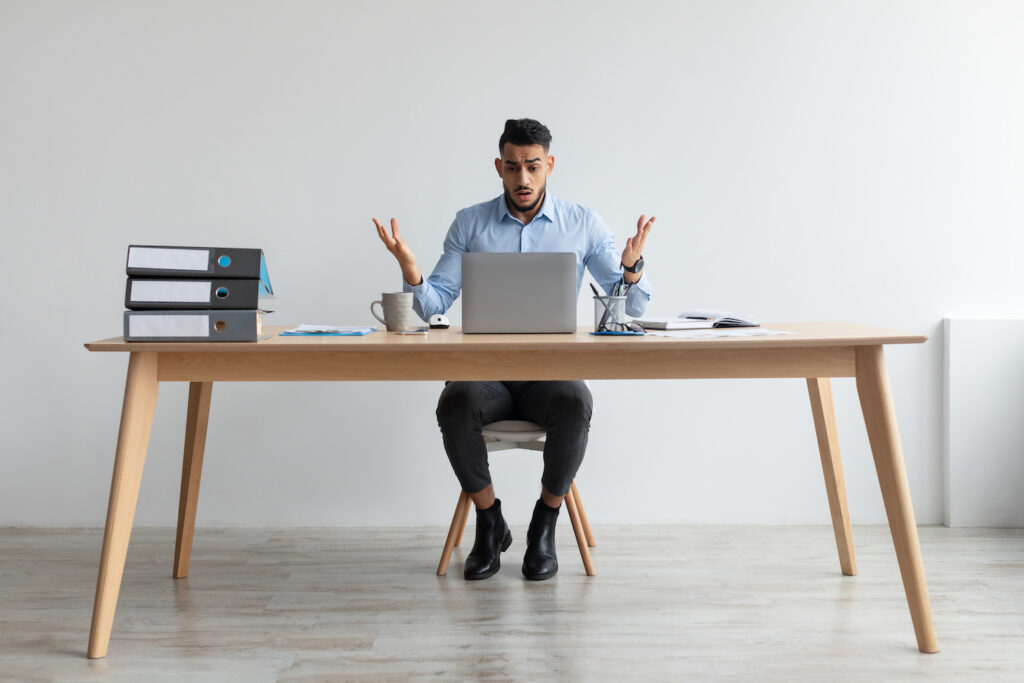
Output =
[{"x1": 1, "y1": 525, "x2": 1022, "y2": 682}]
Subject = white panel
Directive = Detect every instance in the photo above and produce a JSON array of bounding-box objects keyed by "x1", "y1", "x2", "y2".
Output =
[
  {"x1": 128, "y1": 314, "x2": 209, "y2": 338},
  {"x1": 127, "y1": 247, "x2": 209, "y2": 271},
  {"x1": 130, "y1": 280, "x2": 211, "y2": 303},
  {"x1": 945, "y1": 319, "x2": 1024, "y2": 527}
]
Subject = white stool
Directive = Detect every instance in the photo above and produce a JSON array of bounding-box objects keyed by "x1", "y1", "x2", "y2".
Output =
[{"x1": 436, "y1": 419, "x2": 596, "y2": 576}]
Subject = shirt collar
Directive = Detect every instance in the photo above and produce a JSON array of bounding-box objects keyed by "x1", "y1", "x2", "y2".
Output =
[{"x1": 498, "y1": 191, "x2": 556, "y2": 226}]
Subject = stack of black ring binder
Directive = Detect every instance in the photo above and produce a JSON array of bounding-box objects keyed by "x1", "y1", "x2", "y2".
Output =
[{"x1": 122, "y1": 245, "x2": 273, "y2": 342}]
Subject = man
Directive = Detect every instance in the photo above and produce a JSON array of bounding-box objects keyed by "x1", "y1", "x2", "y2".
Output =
[{"x1": 374, "y1": 118, "x2": 653, "y2": 581}]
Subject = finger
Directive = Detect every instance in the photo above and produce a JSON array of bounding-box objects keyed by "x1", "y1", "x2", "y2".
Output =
[
  {"x1": 637, "y1": 216, "x2": 655, "y2": 249},
  {"x1": 636, "y1": 214, "x2": 647, "y2": 234},
  {"x1": 637, "y1": 231, "x2": 650, "y2": 251},
  {"x1": 373, "y1": 219, "x2": 390, "y2": 244},
  {"x1": 624, "y1": 236, "x2": 634, "y2": 254},
  {"x1": 640, "y1": 217, "x2": 654, "y2": 242},
  {"x1": 390, "y1": 217, "x2": 400, "y2": 239}
]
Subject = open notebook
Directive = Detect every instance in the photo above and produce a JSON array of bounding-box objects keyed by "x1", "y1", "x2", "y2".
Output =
[{"x1": 633, "y1": 310, "x2": 759, "y2": 330}]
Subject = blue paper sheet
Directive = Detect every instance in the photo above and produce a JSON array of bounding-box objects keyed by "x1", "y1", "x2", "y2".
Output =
[{"x1": 281, "y1": 325, "x2": 377, "y2": 336}]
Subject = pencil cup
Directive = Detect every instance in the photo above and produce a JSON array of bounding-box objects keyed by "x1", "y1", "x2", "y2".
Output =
[
  {"x1": 371, "y1": 292, "x2": 415, "y2": 331},
  {"x1": 593, "y1": 295, "x2": 627, "y2": 332}
]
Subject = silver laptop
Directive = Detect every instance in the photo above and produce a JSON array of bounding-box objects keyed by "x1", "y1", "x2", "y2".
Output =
[{"x1": 462, "y1": 252, "x2": 577, "y2": 333}]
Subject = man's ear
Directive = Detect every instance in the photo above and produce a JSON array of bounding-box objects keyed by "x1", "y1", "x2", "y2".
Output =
[
  {"x1": 494, "y1": 157, "x2": 503, "y2": 177},
  {"x1": 547, "y1": 155, "x2": 555, "y2": 176}
]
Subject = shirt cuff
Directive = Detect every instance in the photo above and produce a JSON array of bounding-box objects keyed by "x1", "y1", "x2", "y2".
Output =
[
  {"x1": 403, "y1": 277, "x2": 427, "y2": 294},
  {"x1": 628, "y1": 270, "x2": 651, "y2": 296}
]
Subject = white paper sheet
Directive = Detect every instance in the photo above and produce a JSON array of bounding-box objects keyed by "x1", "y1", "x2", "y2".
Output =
[{"x1": 645, "y1": 328, "x2": 798, "y2": 339}]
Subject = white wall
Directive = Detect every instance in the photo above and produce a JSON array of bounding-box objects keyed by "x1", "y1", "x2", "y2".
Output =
[{"x1": 1, "y1": 1, "x2": 1022, "y2": 527}]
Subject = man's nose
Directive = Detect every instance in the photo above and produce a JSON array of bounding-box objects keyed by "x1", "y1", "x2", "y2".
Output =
[{"x1": 516, "y1": 169, "x2": 531, "y2": 186}]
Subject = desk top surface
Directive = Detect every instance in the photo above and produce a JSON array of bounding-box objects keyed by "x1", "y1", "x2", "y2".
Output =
[{"x1": 85, "y1": 321, "x2": 928, "y2": 352}]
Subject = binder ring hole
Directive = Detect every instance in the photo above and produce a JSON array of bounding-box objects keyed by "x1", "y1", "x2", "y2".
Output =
[
  {"x1": 215, "y1": 287, "x2": 229, "y2": 299},
  {"x1": 214, "y1": 320, "x2": 227, "y2": 332},
  {"x1": 218, "y1": 255, "x2": 231, "y2": 267}
]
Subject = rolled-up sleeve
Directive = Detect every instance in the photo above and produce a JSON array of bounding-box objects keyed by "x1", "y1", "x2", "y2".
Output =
[
  {"x1": 404, "y1": 219, "x2": 466, "y2": 321},
  {"x1": 584, "y1": 213, "x2": 651, "y2": 318}
]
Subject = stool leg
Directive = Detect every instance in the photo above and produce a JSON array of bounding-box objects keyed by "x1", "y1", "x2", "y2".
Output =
[
  {"x1": 454, "y1": 493, "x2": 471, "y2": 547},
  {"x1": 438, "y1": 491, "x2": 471, "y2": 576},
  {"x1": 564, "y1": 491, "x2": 595, "y2": 576},
  {"x1": 571, "y1": 481, "x2": 595, "y2": 547}
]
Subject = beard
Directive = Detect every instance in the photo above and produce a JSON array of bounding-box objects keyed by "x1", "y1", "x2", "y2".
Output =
[{"x1": 505, "y1": 185, "x2": 545, "y2": 214}]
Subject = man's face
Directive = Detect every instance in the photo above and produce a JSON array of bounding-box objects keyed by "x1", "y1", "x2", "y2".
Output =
[{"x1": 494, "y1": 143, "x2": 554, "y2": 215}]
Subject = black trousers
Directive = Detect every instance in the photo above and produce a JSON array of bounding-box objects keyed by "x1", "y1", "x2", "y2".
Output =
[{"x1": 435, "y1": 381, "x2": 593, "y2": 496}]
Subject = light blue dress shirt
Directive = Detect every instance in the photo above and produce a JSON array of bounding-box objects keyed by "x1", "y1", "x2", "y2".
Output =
[{"x1": 405, "y1": 193, "x2": 651, "y2": 322}]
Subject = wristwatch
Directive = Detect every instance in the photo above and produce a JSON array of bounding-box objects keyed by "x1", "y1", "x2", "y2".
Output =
[{"x1": 621, "y1": 255, "x2": 644, "y2": 273}]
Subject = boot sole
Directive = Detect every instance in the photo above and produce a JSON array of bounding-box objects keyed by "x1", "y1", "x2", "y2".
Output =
[{"x1": 522, "y1": 565, "x2": 558, "y2": 581}]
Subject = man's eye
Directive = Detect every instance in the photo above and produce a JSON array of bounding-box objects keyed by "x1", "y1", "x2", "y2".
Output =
[{"x1": 528, "y1": 166, "x2": 538, "y2": 172}]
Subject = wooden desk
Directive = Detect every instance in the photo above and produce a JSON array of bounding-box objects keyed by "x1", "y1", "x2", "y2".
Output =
[{"x1": 83, "y1": 322, "x2": 937, "y2": 657}]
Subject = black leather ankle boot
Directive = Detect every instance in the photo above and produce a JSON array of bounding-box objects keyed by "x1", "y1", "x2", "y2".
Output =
[
  {"x1": 522, "y1": 499, "x2": 559, "y2": 581},
  {"x1": 464, "y1": 499, "x2": 512, "y2": 580}
]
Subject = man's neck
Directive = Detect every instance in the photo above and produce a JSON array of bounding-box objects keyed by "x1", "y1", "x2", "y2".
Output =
[{"x1": 507, "y1": 190, "x2": 545, "y2": 225}]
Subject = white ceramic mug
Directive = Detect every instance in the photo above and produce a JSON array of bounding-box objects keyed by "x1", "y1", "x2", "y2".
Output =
[{"x1": 370, "y1": 292, "x2": 415, "y2": 331}]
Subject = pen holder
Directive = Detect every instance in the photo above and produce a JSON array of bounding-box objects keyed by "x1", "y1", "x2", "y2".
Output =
[{"x1": 593, "y1": 295, "x2": 627, "y2": 332}]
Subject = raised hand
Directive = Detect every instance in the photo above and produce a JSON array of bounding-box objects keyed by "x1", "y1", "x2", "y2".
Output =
[
  {"x1": 622, "y1": 214, "x2": 654, "y2": 270},
  {"x1": 373, "y1": 217, "x2": 422, "y2": 286}
]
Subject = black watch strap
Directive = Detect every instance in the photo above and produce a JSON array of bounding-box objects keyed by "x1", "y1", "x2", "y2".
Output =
[{"x1": 621, "y1": 255, "x2": 644, "y2": 273}]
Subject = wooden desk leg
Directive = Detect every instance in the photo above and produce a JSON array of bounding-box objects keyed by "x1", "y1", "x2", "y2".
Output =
[
  {"x1": 806, "y1": 378, "x2": 857, "y2": 576},
  {"x1": 855, "y1": 346, "x2": 938, "y2": 654},
  {"x1": 173, "y1": 382, "x2": 213, "y2": 579},
  {"x1": 88, "y1": 352, "x2": 159, "y2": 659}
]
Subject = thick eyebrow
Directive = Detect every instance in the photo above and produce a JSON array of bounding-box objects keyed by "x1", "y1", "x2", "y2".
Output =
[{"x1": 504, "y1": 157, "x2": 543, "y2": 166}]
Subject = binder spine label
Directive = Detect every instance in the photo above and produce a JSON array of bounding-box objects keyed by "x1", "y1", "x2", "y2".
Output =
[
  {"x1": 128, "y1": 247, "x2": 209, "y2": 271},
  {"x1": 130, "y1": 280, "x2": 211, "y2": 303},
  {"x1": 128, "y1": 314, "x2": 210, "y2": 338}
]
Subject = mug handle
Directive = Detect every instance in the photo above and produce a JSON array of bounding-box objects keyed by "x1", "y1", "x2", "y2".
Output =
[{"x1": 370, "y1": 301, "x2": 386, "y2": 326}]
